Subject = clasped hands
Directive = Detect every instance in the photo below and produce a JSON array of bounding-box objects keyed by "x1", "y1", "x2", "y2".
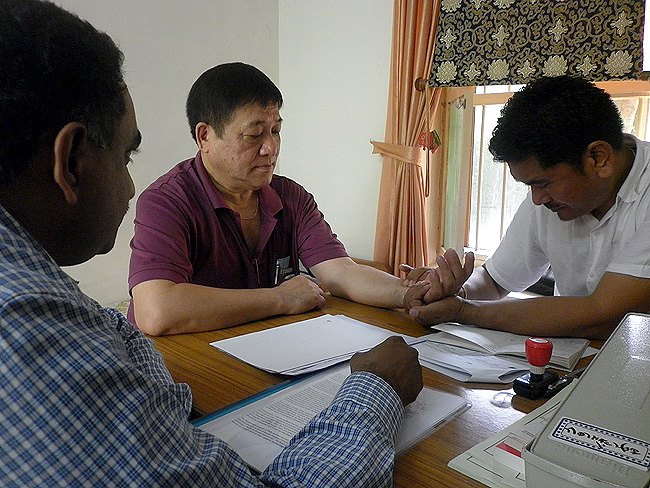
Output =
[{"x1": 401, "y1": 249, "x2": 474, "y2": 325}]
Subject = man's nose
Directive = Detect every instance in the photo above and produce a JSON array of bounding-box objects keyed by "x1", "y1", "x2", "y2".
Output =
[
  {"x1": 260, "y1": 133, "x2": 280, "y2": 156},
  {"x1": 530, "y1": 186, "x2": 551, "y2": 205}
]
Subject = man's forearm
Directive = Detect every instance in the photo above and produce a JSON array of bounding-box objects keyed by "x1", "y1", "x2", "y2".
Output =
[
  {"x1": 458, "y1": 295, "x2": 618, "y2": 339},
  {"x1": 133, "y1": 281, "x2": 298, "y2": 335},
  {"x1": 462, "y1": 266, "x2": 508, "y2": 300},
  {"x1": 322, "y1": 263, "x2": 407, "y2": 309},
  {"x1": 414, "y1": 271, "x2": 650, "y2": 340}
]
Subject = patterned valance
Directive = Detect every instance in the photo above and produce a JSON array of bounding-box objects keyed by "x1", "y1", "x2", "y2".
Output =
[{"x1": 429, "y1": 0, "x2": 644, "y2": 87}]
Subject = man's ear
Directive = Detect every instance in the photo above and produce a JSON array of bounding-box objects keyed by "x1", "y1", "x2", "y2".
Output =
[
  {"x1": 195, "y1": 122, "x2": 211, "y2": 152},
  {"x1": 585, "y1": 141, "x2": 615, "y2": 179},
  {"x1": 52, "y1": 122, "x2": 86, "y2": 204}
]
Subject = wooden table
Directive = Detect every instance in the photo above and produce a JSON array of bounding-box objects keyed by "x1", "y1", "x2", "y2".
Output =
[{"x1": 150, "y1": 295, "x2": 595, "y2": 488}]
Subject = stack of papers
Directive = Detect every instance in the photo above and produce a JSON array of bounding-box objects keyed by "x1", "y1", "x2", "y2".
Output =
[
  {"x1": 424, "y1": 323, "x2": 591, "y2": 371},
  {"x1": 210, "y1": 314, "x2": 416, "y2": 375},
  {"x1": 211, "y1": 314, "x2": 594, "y2": 384},
  {"x1": 195, "y1": 363, "x2": 471, "y2": 473},
  {"x1": 411, "y1": 323, "x2": 594, "y2": 383},
  {"x1": 413, "y1": 341, "x2": 530, "y2": 383}
]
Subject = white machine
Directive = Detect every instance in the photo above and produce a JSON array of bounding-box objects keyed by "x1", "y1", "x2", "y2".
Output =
[{"x1": 523, "y1": 313, "x2": 650, "y2": 487}]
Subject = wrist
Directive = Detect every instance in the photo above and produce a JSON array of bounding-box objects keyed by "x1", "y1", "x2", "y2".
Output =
[
  {"x1": 455, "y1": 294, "x2": 474, "y2": 324},
  {"x1": 268, "y1": 287, "x2": 289, "y2": 315},
  {"x1": 458, "y1": 285, "x2": 467, "y2": 299},
  {"x1": 395, "y1": 285, "x2": 409, "y2": 308}
]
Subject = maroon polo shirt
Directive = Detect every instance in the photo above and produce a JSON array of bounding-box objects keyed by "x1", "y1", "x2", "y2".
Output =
[{"x1": 127, "y1": 152, "x2": 347, "y2": 325}]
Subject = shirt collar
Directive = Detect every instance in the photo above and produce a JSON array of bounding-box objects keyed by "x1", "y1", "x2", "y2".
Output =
[
  {"x1": 0, "y1": 204, "x2": 50, "y2": 258},
  {"x1": 616, "y1": 134, "x2": 644, "y2": 205}
]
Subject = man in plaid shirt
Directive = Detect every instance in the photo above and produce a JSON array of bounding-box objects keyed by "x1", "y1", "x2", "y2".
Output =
[{"x1": 0, "y1": 1, "x2": 423, "y2": 486}]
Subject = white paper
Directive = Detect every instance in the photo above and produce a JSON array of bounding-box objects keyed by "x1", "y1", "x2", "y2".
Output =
[
  {"x1": 426, "y1": 323, "x2": 590, "y2": 371},
  {"x1": 414, "y1": 341, "x2": 529, "y2": 383},
  {"x1": 211, "y1": 314, "x2": 416, "y2": 375},
  {"x1": 197, "y1": 363, "x2": 470, "y2": 473}
]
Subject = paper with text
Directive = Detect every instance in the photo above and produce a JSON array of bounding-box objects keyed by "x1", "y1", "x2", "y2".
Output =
[{"x1": 197, "y1": 363, "x2": 470, "y2": 473}]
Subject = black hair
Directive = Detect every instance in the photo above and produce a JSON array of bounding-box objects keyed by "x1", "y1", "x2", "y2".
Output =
[
  {"x1": 488, "y1": 76, "x2": 624, "y2": 171},
  {"x1": 186, "y1": 62, "x2": 283, "y2": 141},
  {"x1": 0, "y1": 0, "x2": 126, "y2": 185}
]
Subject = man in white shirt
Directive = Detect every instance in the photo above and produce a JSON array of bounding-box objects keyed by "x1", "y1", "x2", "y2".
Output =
[{"x1": 405, "y1": 76, "x2": 650, "y2": 340}]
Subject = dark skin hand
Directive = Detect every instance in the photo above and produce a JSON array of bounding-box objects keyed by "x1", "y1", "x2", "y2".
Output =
[
  {"x1": 399, "y1": 264, "x2": 431, "y2": 284},
  {"x1": 350, "y1": 336, "x2": 423, "y2": 406},
  {"x1": 401, "y1": 249, "x2": 475, "y2": 311}
]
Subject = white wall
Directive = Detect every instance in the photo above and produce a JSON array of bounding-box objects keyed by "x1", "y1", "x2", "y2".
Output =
[
  {"x1": 57, "y1": 1, "x2": 279, "y2": 305},
  {"x1": 56, "y1": 0, "x2": 393, "y2": 305},
  {"x1": 278, "y1": 0, "x2": 392, "y2": 260}
]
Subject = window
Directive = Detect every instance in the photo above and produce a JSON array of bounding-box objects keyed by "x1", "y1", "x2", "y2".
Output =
[
  {"x1": 443, "y1": 81, "x2": 650, "y2": 259},
  {"x1": 468, "y1": 84, "x2": 528, "y2": 254}
]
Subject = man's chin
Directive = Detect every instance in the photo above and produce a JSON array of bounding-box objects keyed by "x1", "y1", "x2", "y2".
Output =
[
  {"x1": 553, "y1": 208, "x2": 579, "y2": 221},
  {"x1": 251, "y1": 172, "x2": 274, "y2": 188},
  {"x1": 93, "y1": 234, "x2": 118, "y2": 257}
]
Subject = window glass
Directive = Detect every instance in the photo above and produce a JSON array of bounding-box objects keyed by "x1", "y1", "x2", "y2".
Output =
[
  {"x1": 476, "y1": 102, "x2": 504, "y2": 252},
  {"x1": 484, "y1": 84, "x2": 509, "y2": 94}
]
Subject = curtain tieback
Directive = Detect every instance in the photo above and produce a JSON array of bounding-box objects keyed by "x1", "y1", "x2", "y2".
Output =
[{"x1": 370, "y1": 141, "x2": 423, "y2": 167}]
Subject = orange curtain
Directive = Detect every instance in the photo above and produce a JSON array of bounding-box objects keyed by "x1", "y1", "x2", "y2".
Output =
[{"x1": 372, "y1": 0, "x2": 441, "y2": 276}]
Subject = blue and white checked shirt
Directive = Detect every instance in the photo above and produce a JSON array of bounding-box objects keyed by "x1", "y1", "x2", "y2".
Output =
[{"x1": 0, "y1": 205, "x2": 404, "y2": 487}]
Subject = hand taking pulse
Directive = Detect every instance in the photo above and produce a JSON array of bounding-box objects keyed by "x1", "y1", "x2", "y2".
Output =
[
  {"x1": 399, "y1": 264, "x2": 431, "y2": 285},
  {"x1": 401, "y1": 249, "x2": 474, "y2": 311},
  {"x1": 350, "y1": 336, "x2": 423, "y2": 406}
]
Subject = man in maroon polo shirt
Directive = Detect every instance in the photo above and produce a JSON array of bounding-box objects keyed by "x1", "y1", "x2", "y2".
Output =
[{"x1": 128, "y1": 63, "x2": 426, "y2": 335}]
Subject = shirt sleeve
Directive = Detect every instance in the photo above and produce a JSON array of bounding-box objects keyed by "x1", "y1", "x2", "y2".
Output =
[
  {"x1": 106, "y1": 306, "x2": 194, "y2": 415},
  {"x1": 129, "y1": 186, "x2": 195, "y2": 290},
  {"x1": 285, "y1": 180, "x2": 349, "y2": 268},
  {"x1": 485, "y1": 193, "x2": 551, "y2": 292},
  {"x1": 262, "y1": 372, "x2": 403, "y2": 487},
  {"x1": 1, "y1": 293, "x2": 403, "y2": 488}
]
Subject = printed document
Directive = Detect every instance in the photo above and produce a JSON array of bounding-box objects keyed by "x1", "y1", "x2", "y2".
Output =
[{"x1": 195, "y1": 363, "x2": 470, "y2": 473}]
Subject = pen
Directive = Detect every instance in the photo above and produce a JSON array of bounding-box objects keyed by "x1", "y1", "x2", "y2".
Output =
[{"x1": 544, "y1": 367, "x2": 586, "y2": 398}]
